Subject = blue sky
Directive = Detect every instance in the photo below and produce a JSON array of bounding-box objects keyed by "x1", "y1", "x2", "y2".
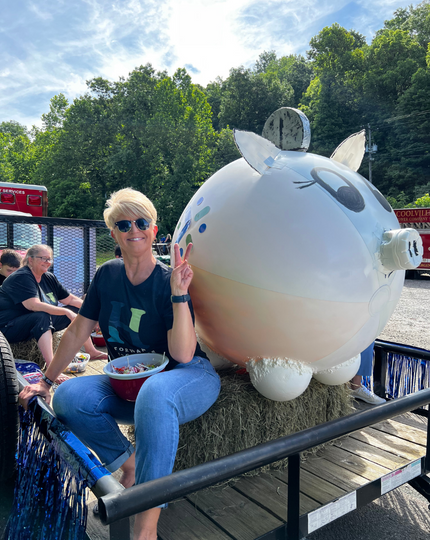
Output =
[{"x1": 0, "y1": 0, "x2": 419, "y2": 129}]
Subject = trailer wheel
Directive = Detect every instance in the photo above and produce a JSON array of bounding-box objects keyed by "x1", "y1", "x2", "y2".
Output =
[{"x1": 0, "y1": 331, "x2": 19, "y2": 481}]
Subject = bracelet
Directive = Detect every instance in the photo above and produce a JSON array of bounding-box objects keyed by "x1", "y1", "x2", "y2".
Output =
[
  {"x1": 171, "y1": 294, "x2": 191, "y2": 303},
  {"x1": 42, "y1": 374, "x2": 55, "y2": 387}
]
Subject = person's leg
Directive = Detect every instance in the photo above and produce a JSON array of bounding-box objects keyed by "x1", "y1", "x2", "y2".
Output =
[
  {"x1": 53, "y1": 375, "x2": 136, "y2": 469},
  {"x1": 37, "y1": 329, "x2": 54, "y2": 366},
  {"x1": 1, "y1": 312, "x2": 51, "y2": 344},
  {"x1": 134, "y1": 509, "x2": 161, "y2": 540},
  {"x1": 350, "y1": 342, "x2": 385, "y2": 404},
  {"x1": 132, "y1": 357, "x2": 220, "y2": 539},
  {"x1": 134, "y1": 356, "x2": 220, "y2": 484}
]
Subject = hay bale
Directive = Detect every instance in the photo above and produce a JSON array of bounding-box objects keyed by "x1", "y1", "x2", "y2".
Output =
[
  {"x1": 10, "y1": 331, "x2": 65, "y2": 369},
  {"x1": 128, "y1": 368, "x2": 353, "y2": 476}
]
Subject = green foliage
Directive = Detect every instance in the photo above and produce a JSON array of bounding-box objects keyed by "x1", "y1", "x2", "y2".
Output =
[
  {"x1": 378, "y1": 1, "x2": 430, "y2": 49},
  {"x1": 386, "y1": 191, "x2": 412, "y2": 209},
  {"x1": 414, "y1": 193, "x2": 430, "y2": 207},
  {"x1": 218, "y1": 66, "x2": 294, "y2": 133},
  {"x1": 0, "y1": 121, "x2": 28, "y2": 139},
  {"x1": 4, "y1": 3, "x2": 430, "y2": 227}
]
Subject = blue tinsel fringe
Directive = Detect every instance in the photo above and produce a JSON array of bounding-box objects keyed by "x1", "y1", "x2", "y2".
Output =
[{"x1": 5, "y1": 407, "x2": 88, "y2": 540}]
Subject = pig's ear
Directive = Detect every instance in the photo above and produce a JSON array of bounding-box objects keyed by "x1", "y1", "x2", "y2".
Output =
[
  {"x1": 234, "y1": 129, "x2": 283, "y2": 175},
  {"x1": 330, "y1": 130, "x2": 366, "y2": 172}
]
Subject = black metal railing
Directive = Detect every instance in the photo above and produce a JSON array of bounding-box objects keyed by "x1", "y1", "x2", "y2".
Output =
[
  {"x1": 98, "y1": 387, "x2": 430, "y2": 527},
  {"x1": 14, "y1": 340, "x2": 430, "y2": 540}
]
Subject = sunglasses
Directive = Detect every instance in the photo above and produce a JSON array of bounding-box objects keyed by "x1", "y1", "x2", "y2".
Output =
[{"x1": 114, "y1": 218, "x2": 151, "y2": 233}]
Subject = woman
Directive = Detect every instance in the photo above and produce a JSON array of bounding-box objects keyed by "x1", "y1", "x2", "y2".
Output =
[
  {"x1": 19, "y1": 188, "x2": 221, "y2": 540},
  {"x1": 0, "y1": 244, "x2": 106, "y2": 381}
]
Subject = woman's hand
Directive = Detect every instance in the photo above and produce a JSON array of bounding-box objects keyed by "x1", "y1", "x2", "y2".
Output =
[
  {"x1": 19, "y1": 381, "x2": 52, "y2": 408},
  {"x1": 64, "y1": 308, "x2": 78, "y2": 322},
  {"x1": 171, "y1": 243, "x2": 193, "y2": 296}
]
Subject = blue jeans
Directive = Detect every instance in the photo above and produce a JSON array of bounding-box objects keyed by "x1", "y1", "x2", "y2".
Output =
[
  {"x1": 53, "y1": 356, "x2": 220, "y2": 498},
  {"x1": 357, "y1": 342, "x2": 375, "y2": 377}
]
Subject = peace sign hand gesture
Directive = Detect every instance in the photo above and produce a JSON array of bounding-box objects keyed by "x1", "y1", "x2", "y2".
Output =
[{"x1": 171, "y1": 243, "x2": 193, "y2": 296}]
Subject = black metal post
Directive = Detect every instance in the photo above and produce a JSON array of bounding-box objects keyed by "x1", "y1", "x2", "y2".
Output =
[
  {"x1": 287, "y1": 454, "x2": 301, "y2": 540},
  {"x1": 83, "y1": 226, "x2": 90, "y2": 294},
  {"x1": 47, "y1": 223, "x2": 54, "y2": 273},
  {"x1": 6, "y1": 222, "x2": 14, "y2": 249},
  {"x1": 109, "y1": 519, "x2": 131, "y2": 539},
  {"x1": 373, "y1": 344, "x2": 387, "y2": 398}
]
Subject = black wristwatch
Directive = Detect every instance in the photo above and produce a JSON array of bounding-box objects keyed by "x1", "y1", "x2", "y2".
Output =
[{"x1": 171, "y1": 294, "x2": 191, "y2": 303}]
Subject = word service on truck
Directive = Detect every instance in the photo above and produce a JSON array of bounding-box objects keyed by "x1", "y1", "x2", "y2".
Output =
[{"x1": 0, "y1": 182, "x2": 48, "y2": 217}]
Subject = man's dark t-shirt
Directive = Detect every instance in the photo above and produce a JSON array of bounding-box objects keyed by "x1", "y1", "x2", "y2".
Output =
[
  {"x1": 80, "y1": 259, "x2": 206, "y2": 369},
  {"x1": 0, "y1": 266, "x2": 69, "y2": 327}
]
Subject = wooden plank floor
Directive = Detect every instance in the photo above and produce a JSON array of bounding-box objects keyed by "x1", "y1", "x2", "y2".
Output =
[{"x1": 68, "y1": 358, "x2": 428, "y2": 540}]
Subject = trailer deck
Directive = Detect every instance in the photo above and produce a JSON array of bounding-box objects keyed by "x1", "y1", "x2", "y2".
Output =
[
  {"x1": 76, "y1": 350, "x2": 430, "y2": 540},
  {"x1": 11, "y1": 340, "x2": 430, "y2": 540},
  {"x1": 85, "y1": 408, "x2": 428, "y2": 540}
]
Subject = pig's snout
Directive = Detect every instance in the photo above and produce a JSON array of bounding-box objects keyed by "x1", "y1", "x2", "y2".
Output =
[{"x1": 380, "y1": 228, "x2": 423, "y2": 271}]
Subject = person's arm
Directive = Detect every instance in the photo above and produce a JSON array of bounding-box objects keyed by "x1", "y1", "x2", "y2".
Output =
[
  {"x1": 22, "y1": 297, "x2": 77, "y2": 320},
  {"x1": 60, "y1": 293, "x2": 83, "y2": 309},
  {"x1": 167, "y1": 243, "x2": 196, "y2": 363},
  {"x1": 18, "y1": 314, "x2": 97, "y2": 408}
]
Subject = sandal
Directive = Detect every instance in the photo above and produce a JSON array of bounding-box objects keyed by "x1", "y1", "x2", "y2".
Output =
[{"x1": 89, "y1": 352, "x2": 108, "y2": 361}]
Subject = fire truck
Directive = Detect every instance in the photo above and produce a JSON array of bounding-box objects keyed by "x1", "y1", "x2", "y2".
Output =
[
  {"x1": 0, "y1": 182, "x2": 48, "y2": 216},
  {"x1": 394, "y1": 208, "x2": 430, "y2": 278}
]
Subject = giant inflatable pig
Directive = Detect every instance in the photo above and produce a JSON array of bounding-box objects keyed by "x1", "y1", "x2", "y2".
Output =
[{"x1": 171, "y1": 108, "x2": 422, "y2": 401}]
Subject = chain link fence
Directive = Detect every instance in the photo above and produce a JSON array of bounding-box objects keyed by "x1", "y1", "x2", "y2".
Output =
[{"x1": 0, "y1": 215, "x2": 115, "y2": 296}]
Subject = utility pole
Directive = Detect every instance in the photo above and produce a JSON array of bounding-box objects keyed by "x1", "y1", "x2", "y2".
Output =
[{"x1": 366, "y1": 124, "x2": 377, "y2": 184}]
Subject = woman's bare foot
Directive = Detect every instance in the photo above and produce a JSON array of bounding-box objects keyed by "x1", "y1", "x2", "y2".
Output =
[{"x1": 55, "y1": 373, "x2": 70, "y2": 384}]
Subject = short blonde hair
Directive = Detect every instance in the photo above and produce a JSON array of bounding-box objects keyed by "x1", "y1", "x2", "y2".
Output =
[
  {"x1": 104, "y1": 188, "x2": 158, "y2": 230},
  {"x1": 23, "y1": 244, "x2": 53, "y2": 266}
]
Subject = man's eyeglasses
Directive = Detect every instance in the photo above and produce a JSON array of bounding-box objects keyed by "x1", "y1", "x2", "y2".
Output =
[
  {"x1": 33, "y1": 256, "x2": 53, "y2": 263},
  {"x1": 114, "y1": 218, "x2": 151, "y2": 233}
]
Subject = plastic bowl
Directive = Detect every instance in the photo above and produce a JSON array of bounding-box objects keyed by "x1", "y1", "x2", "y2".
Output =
[
  {"x1": 64, "y1": 353, "x2": 90, "y2": 374},
  {"x1": 103, "y1": 353, "x2": 169, "y2": 401},
  {"x1": 91, "y1": 332, "x2": 106, "y2": 347}
]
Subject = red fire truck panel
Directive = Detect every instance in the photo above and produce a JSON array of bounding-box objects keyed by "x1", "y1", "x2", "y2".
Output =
[{"x1": 0, "y1": 182, "x2": 48, "y2": 217}]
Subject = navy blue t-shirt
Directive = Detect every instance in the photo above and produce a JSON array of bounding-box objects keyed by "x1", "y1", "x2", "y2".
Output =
[
  {"x1": 80, "y1": 259, "x2": 206, "y2": 369},
  {"x1": 0, "y1": 266, "x2": 70, "y2": 327}
]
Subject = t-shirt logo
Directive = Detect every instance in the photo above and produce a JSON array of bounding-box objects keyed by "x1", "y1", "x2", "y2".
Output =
[
  {"x1": 107, "y1": 301, "x2": 148, "y2": 349},
  {"x1": 46, "y1": 293, "x2": 56, "y2": 303}
]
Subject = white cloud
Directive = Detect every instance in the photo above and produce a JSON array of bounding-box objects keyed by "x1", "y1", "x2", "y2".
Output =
[{"x1": 0, "y1": 0, "x2": 421, "y2": 129}]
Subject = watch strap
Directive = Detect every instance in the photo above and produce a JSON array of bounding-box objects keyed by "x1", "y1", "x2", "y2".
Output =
[
  {"x1": 171, "y1": 294, "x2": 191, "y2": 303},
  {"x1": 42, "y1": 374, "x2": 55, "y2": 387}
]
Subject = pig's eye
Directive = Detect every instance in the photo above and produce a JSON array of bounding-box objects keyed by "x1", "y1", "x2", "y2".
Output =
[
  {"x1": 359, "y1": 174, "x2": 392, "y2": 212},
  {"x1": 295, "y1": 167, "x2": 365, "y2": 213}
]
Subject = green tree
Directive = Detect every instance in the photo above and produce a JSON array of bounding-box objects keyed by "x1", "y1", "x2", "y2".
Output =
[
  {"x1": 254, "y1": 52, "x2": 314, "y2": 107},
  {"x1": 378, "y1": 1, "x2": 430, "y2": 50},
  {"x1": 219, "y1": 66, "x2": 293, "y2": 134},
  {"x1": 0, "y1": 121, "x2": 28, "y2": 139}
]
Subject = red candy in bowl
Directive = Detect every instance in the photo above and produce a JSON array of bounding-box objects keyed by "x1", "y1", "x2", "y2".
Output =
[
  {"x1": 103, "y1": 353, "x2": 169, "y2": 401},
  {"x1": 91, "y1": 331, "x2": 106, "y2": 347}
]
